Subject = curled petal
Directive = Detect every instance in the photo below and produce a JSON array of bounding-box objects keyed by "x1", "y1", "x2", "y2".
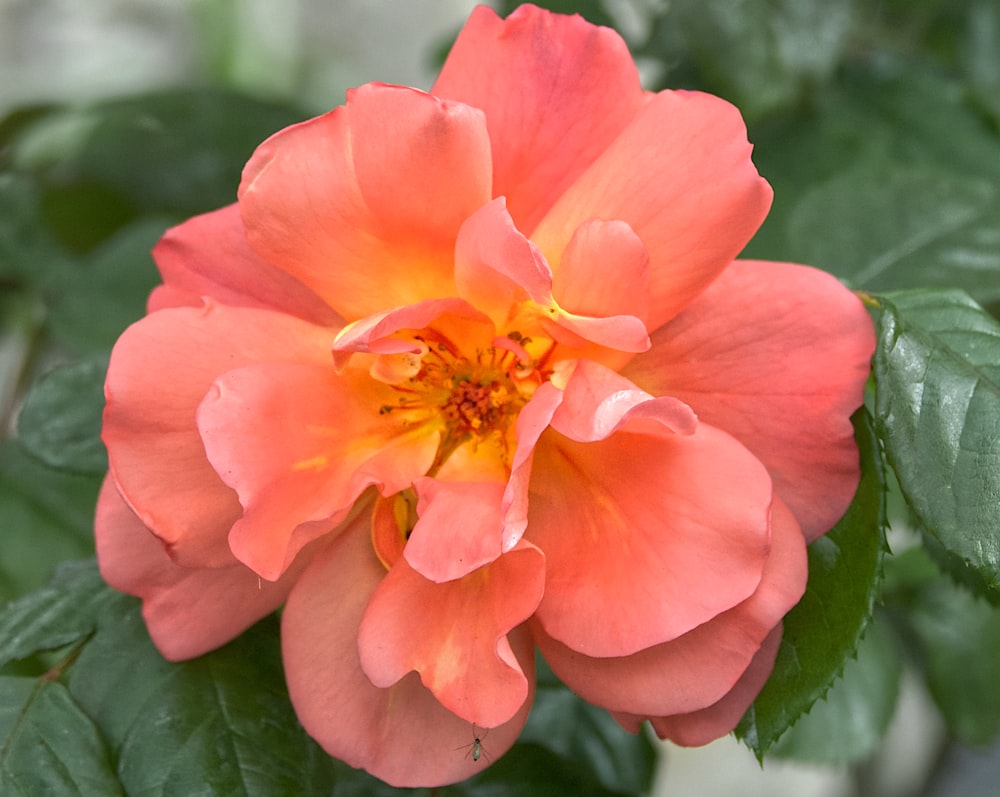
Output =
[
  {"x1": 534, "y1": 497, "x2": 805, "y2": 717},
  {"x1": 95, "y1": 477, "x2": 318, "y2": 661},
  {"x1": 501, "y1": 381, "x2": 565, "y2": 550},
  {"x1": 240, "y1": 83, "x2": 492, "y2": 319},
  {"x1": 404, "y1": 478, "x2": 505, "y2": 582},
  {"x1": 332, "y1": 297, "x2": 490, "y2": 370},
  {"x1": 529, "y1": 414, "x2": 772, "y2": 657},
  {"x1": 454, "y1": 197, "x2": 553, "y2": 324},
  {"x1": 531, "y1": 89, "x2": 772, "y2": 330},
  {"x1": 359, "y1": 540, "x2": 544, "y2": 729},
  {"x1": 197, "y1": 363, "x2": 438, "y2": 580},
  {"x1": 103, "y1": 302, "x2": 335, "y2": 567},
  {"x1": 433, "y1": 4, "x2": 646, "y2": 234},
  {"x1": 283, "y1": 524, "x2": 535, "y2": 787},
  {"x1": 622, "y1": 260, "x2": 874, "y2": 540},
  {"x1": 148, "y1": 204, "x2": 341, "y2": 326}
]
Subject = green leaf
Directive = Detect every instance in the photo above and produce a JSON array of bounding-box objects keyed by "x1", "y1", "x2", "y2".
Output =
[
  {"x1": 0, "y1": 173, "x2": 72, "y2": 285},
  {"x1": 736, "y1": 410, "x2": 887, "y2": 757},
  {"x1": 42, "y1": 217, "x2": 165, "y2": 355},
  {"x1": 0, "y1": 675, "x2": 122, "y2": 796},
  {"x1": 0, "y1": 442, "x2": 100, "y2": 601},
  {"x1": 644, "y1": 0, "x2": 854, "y2": 119},
  {"x1": 66, "y1": 595, "x2": 340, "y2": 796},
  {"x1": 16, "y1": 359, "x2": 107, "y2": 475},
  {"x1": 872, "y1": 289, "x2": 1000, "y2": 595},
  {"x1": 516, "y1": 674, "x2": 656, "y2": 796},
  {"x1": 786, "y1": 166, "x2": 1000, "y2": 304},
  {"x1": 0, "y1": 561, "x2": 115, "y2": 670},
  {"x1": 9, "y1": 90, "x2": 306, "y2": 238},
  {"x1": 448, "y1": 743, "x2": 629, "y2": 797},
  {"x1": 900, "y1": 548, "x2": 1000, "y2": 744},
  {"x1": 769, "y1": 613, "x2": 901, "y2": 763}
]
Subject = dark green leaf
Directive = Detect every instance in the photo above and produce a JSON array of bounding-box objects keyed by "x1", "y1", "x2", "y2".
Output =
[
  {"x1": 0, "y1": 442, "x2": 100, "y2": 601},
  {"x1": 872, "y1": 289, "x2": 1000, "y2": 595},
  {"x1": 769, "y1": 613, "x2": 901, "y2": 763},
  {"x1": 447, "y1": 742, "x2": 628, "y2": 797},
  {"x1": 517, "y1": 679, "x2": 656, "y2": 795},
  {"x1": 903, "y1": 550, "x2": 1000, "y2": 743},
  {"x1": 16, "y1": 359, "x2": 108, "y2": 475},
  {"x1": 0, "y1": 173, "x2": 73, "y2": 285},
  {"x1": 736, "y1": 410, "x2": 887, "y2": 757},
  {"x1": 42, "y1": 217, "x2": 165, "y2": 354},
  {"x1": 0, "y1": 560, "x2": 114, "y2": 670},
  {"x1": 67, "y1": 595, "x2": 340, "y2": 796},
  {"x1": 9, "y1": 90, "x2": 306, "y2": 236},
  {"x1": 787, "y1": 166, "x2": 1000, "y2": 304},
  {"x1": 0, "y1": 675, "x2": 122, "y2": 796}
]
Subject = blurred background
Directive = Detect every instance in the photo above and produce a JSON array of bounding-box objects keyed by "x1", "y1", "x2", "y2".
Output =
[{"x1": 1, "y1": 1, "x2": 999, "y2": 795}]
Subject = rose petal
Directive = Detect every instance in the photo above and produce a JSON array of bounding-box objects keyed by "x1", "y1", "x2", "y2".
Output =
[
  {"x1": 359, "y1": 540, "x2": 544, "y2": 728},
  {"x1": 404, "y1": 477, "x2": 505, "y2": 582},
  {"x1": 197, "y1": 362, "x2": 438, "y2": 580},
  {"x1": 529, "y1": 404, "x2": 772, "y2": 657},
  {"x1": 147, "y1": 204, "x2": 340, "y2": 326},
  {"x1": 103, "y1": 302, "x2": 336, "y2": 567},
  {"x1": 283, "y1": 522, "x2": 535, "y2": 787},
  {"x1": 95, "y1": 476, "x2": 315, "y2": 660},
  {"x1": 433, "y1": 4, "x2": 646, "y2": 234},
  {"x1": 531, "y1": 89, "x2": 772, "y2": 330},
  {"x1": 622, "y1": 260, "x2": 874, "y2": 540},
  {"x1": 454, "y1": 197, "x2": 553, "y2": 325},
  {"x1": 239, "y1": 83, "x2": 492, "y2": 320},
  {"x1": 645, "y1": 625, "x2": 784, "y2": 746},
  {"x1": 534, "y1": 497, "x2": 805, "y2": 717}
]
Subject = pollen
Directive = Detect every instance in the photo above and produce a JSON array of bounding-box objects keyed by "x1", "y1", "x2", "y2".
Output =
[{"x1": 377, "y1": 330, "x2": 540, "y2": 473}]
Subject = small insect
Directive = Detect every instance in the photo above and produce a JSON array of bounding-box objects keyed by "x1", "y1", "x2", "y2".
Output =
[{"x1": 455, "y1": 725, "x2": 490, "y2": 763}]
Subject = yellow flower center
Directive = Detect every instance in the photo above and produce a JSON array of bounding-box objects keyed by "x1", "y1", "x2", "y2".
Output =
[{"x1": 374, "y1": 329, "x2": 551, "y2": 475}]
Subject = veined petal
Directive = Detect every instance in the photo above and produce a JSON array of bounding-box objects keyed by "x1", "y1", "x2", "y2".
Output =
[
  {"x1": 95, "y1": 477, "x2": 319, "y2": 661},
  {"x1": 404, "y1": 478, "x2": 505, "y2": 582},
  {"x1": 283, "y1": 524, "x2": 535, "y2": 787},
  {"x1": 531, "y1": 90, "x2": 772, "y2": 330},
  {"x1": 433, "y1": 4, "x2": 646, "y2": 234},
  {"x1": 197, "y1": 362, "x2": 438, "y2": 580},
  {"x1": 528, "y1": 414, "x2": 772, "y2": 657},
  {"x1": 148, "y1": 204, "x2": 340, "y2": 326},
  {"x1": 102, "y1": 302, "x2": 336, "y2": 567},
  {"x1": 358, "y1": 541, "x2": 544, "y2": 729},
  {"x1": 239, "y1": 83, "x2": 492, "y2": 320},
  {"x1": 622, "y1": 260, "x2": 874, "y2": 540},
  {"x1": 533, "y1": 497, "x2": 805, "y2": 716}
]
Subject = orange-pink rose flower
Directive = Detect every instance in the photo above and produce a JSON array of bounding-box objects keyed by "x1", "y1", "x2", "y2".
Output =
[{"x1": 96, "y1": 4, "x2": 875, "y2": 787}]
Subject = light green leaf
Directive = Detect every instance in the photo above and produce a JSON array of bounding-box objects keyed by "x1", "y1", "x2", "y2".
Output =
[
  {"x1": 16, "y1": 359, "x2": 107, "y2": 475},
  {"x1": 787, "y1": 167, "x2": 1000, "y2": 305},
  {"x1": 0, "y1": 675, "x2": 122, "y2": 796},
  {"x1": 872, "y1": 289, "x2": 1000, "y2": 594},
  {"x1": 736, "y1": 410, "x2": 887, "y2": 757}
]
